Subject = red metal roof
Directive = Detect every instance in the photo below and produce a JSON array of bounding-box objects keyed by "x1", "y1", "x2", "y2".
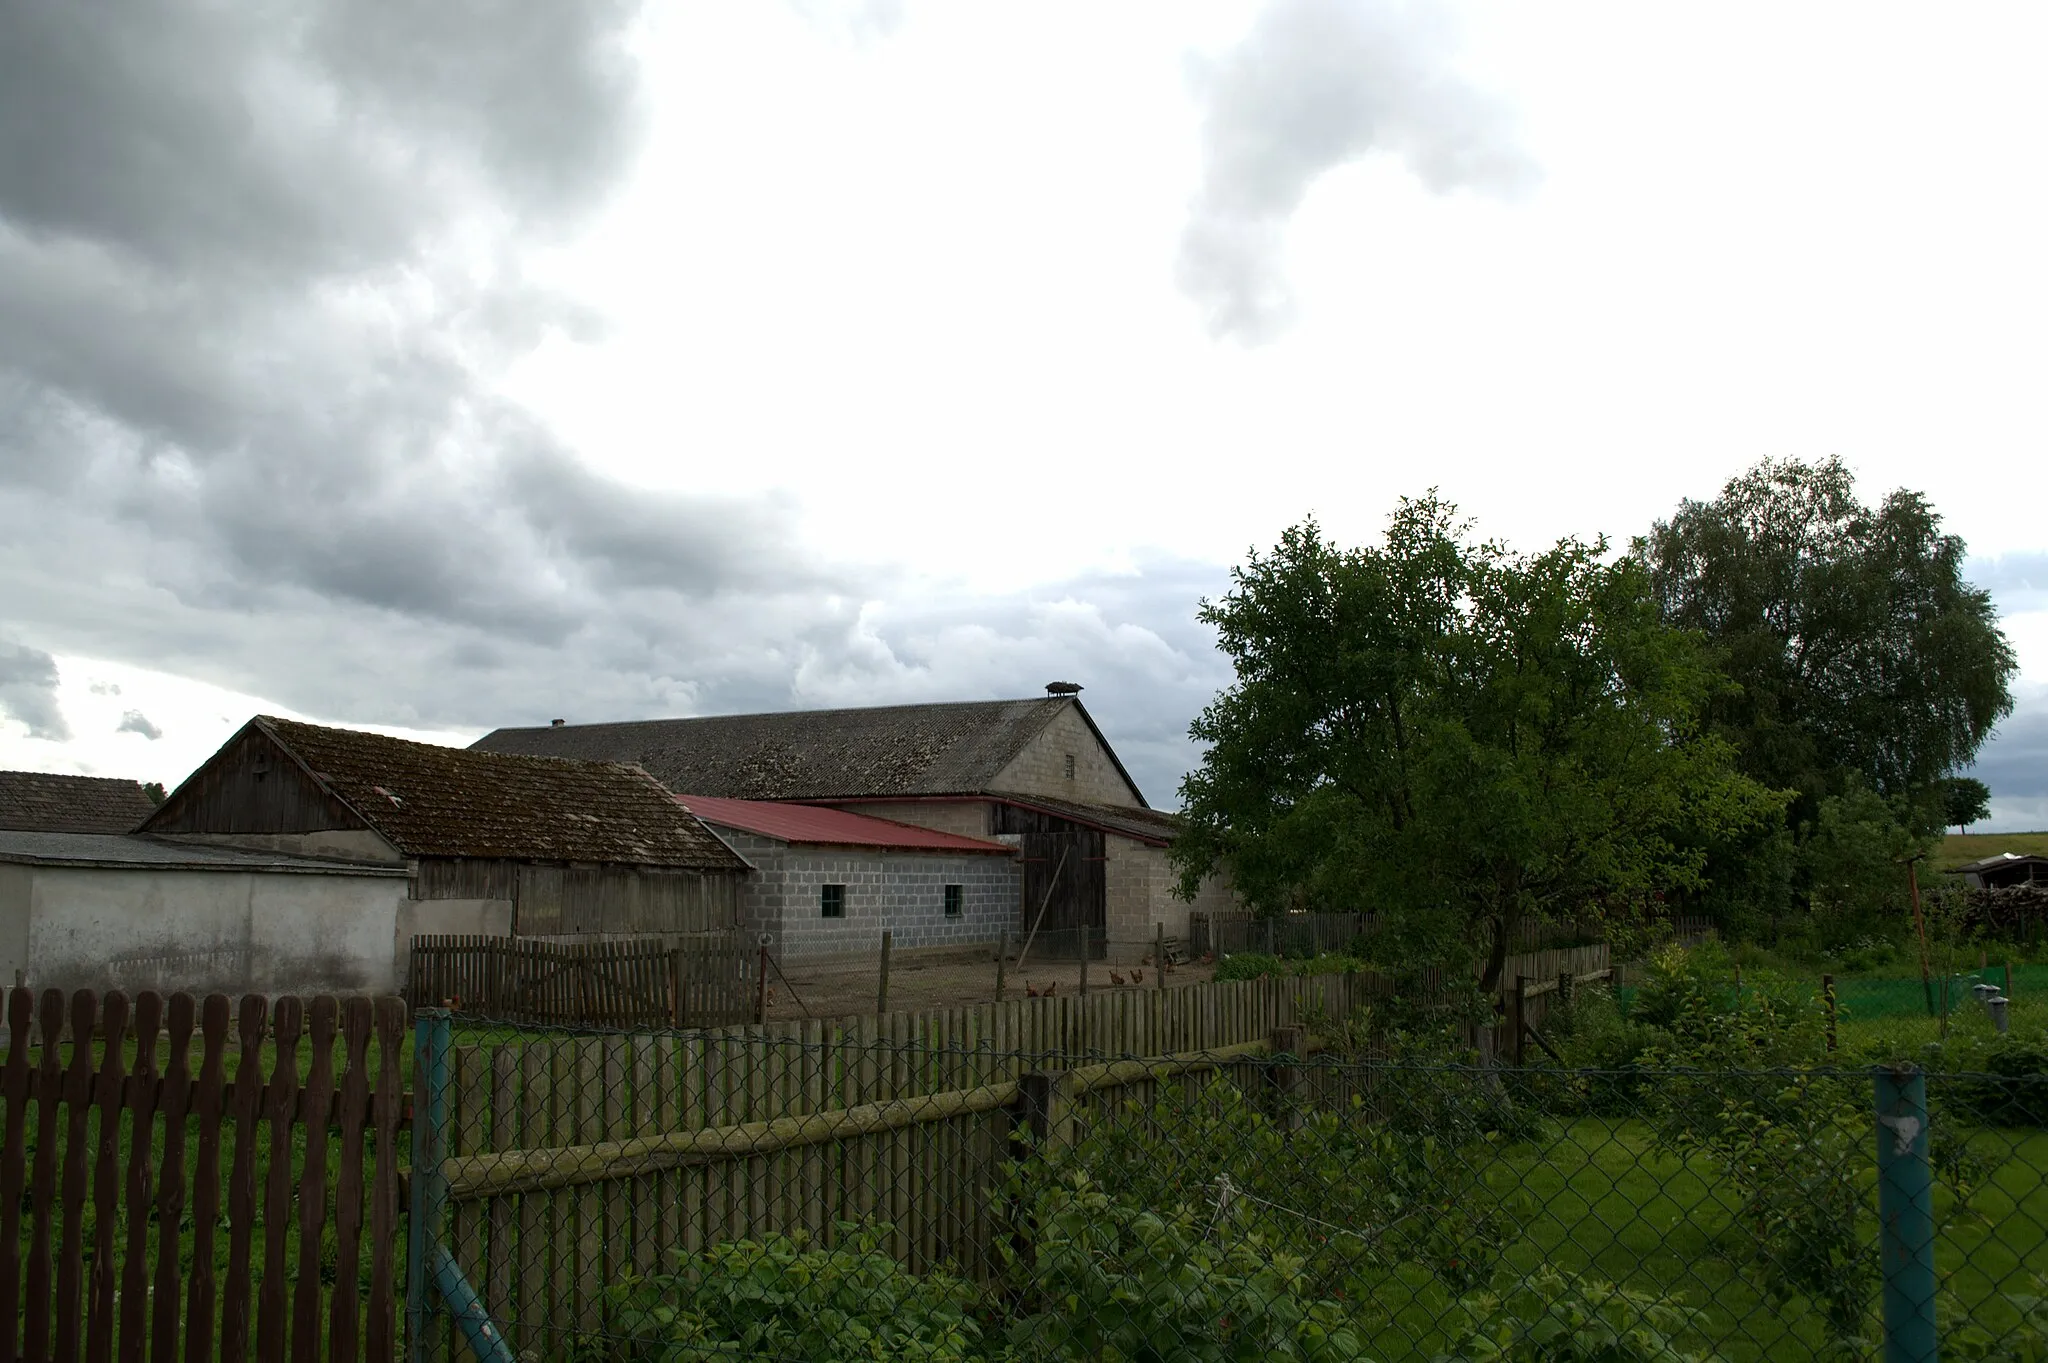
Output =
[{"x1": 674, "y1": 795, "x2": 1017, "y2": 855}]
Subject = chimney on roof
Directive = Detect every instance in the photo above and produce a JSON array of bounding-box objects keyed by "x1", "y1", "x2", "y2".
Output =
[
  {"x1": 1044, "y1": 682, "x2": 1082, "y2": 696},
  {"x1": 551, "y1": 718, "x2": 566, "y2": 727}
]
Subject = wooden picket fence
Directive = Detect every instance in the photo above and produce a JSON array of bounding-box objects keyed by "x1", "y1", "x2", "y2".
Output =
[
  {"x1": 407, "y1": 931, "x2": 752, "y2": 1029},
  {"x1": 0, "y1": 986, "x2": 410, "y2": 1363},
  {"x1": 424, "y1": 941, "x2": 1608, "y2": 1356}
]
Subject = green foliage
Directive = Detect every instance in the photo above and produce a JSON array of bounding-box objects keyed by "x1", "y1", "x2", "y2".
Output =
[
  {"x1": 1434, "y1": 1267, "x2": 1722, "y2": 1363},
  {"x1": 1945, "y1": 1035, "x2": 2048, "y2": 1128},
  {"x1": 1799, "y1": 784, "x2": 1936, "y2": 948},
  {"x1": 1174, "y1": 497, "x2": 1782, "y2": 988},
  {"x1": 1946, "y1": 1277, "x2": 2048, "y2": 1362},
  {"x1": 1212, "y1": 951, "x2": 1366, "y2": 982},
  {"x1": 141, "y1": 780, "x2": 166, "y2": 804},
  {"x1": 1026, "y1": 1078, "x2": 1515, "y2": 1299},
  {"x1": 1002, "y1": 1169, "x2": 1373, "y2": 1363},
  {"x1": 588, "y1": 1224, "x2": 986, "y2": 1363},
  {"x1": 1945, "y1": 777, "x2": 1995, "y2": 832},
  {"x1": 1630, "y1": 941, "x2": 1831, "y2": 1066},
  {"x1": 1637, "y1": 456, "x2": 2016, "y2": 813}
]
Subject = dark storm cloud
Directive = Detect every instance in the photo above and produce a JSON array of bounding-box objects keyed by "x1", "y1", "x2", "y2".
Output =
[
  {"x1": 117, "y1": 711, "x2": 164, "y2": 741},
  {"x1": 0, "y1": 3, "x2": 826, "y2": 652},
  {"x1": 1179, "y1": 0, "x2": 1540, "y2": 341},
  {"x1": 0, "y1": 2, "x2": 1234, "y2": 801},
  {"x1": 0, "y1": 637, "x2": 67, "y2": 741}
]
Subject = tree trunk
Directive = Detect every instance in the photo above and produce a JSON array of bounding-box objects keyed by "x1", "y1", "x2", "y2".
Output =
[{"x1": 1477, "y1": 912, "x2": 1509, "y2": 994}]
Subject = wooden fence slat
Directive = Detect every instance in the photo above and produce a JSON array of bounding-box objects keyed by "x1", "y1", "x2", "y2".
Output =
[
  {"x1": 256, "y1": 997, "x2": 303, "y2": 1363},
  {"x1": 329, "y1": 999, "x2": 373, "y2": 1363},
  {"x1": 366, "y1": 998, "x2": 405, "y2": 1363},
  {"x1": 117, "y1": 992, "x2": 163, "y2": 1363},
  {"x1": 0, "y1": 989, "x2": 33, "y2": 1363},
  {"x1": 87, "y1": 990, "x2": 132, "y2": 1363},
  {"x1": 26, "y1": 991, "x2": 68, "y2": 1362},
  {"x1": 223, "y1": 996, "x2": 268, "y2": 1363},
  {"x1": 187, "y1": 996, "x2": 232, "y2": 1363},
  {"x1": 152, "y1": 994, "x2": 197, "y2": 1363},
  {"x1": 56, "y1": 989, "x2": 101, "y2": 1363},
  {"x1": 291, "y1": 998, "x2": 339, "y2": 1363}
]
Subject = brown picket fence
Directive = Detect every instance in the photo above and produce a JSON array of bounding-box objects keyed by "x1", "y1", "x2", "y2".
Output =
[
  {"x1": 408, "y1": 932, "x2": 753, "y2": 1029},
  {"x1": 0, "y1": 987, "x2": 409, "y2": 1363}
]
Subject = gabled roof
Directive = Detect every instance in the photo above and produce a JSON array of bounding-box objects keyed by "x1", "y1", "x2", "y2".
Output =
[
  {"x1": 472, "y1": 697, "x2": 1147, "y2": 805},
  {"x1": 677, "y1": 795, "x2": 1016, "y2": 855},
  {"x1": 0, "y1": 771, "x2": 156, "y2": 834},
  {"x1": 146, "y1": 717, "x2": 748, "y2": 870}
]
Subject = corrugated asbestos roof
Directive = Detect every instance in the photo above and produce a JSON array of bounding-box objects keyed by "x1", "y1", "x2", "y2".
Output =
[
  {"x1": 0, "y1": 771, "x2": 156, "y2": 834},
  {"x1": 0, "y1": 830, "x2": 411, "y2": 874},
  {"x1": 827, "y1": 792, "x2": 1186, "y2": 847},
  {"x1": 677, "y1": 795, "x2": 1016, "y2": 854},
  {"x1": 472, "y1": 699, "x2": 1095, "y2": 801},
  {"x1": 1000, "y1": 794, "x2": 1185, "y2": 847},
  {"x1": 245, "y1": 717, "x2": 749, "y2": 869}
]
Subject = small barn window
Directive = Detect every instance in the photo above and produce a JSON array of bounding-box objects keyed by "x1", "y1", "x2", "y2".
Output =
[
  {"x1": 943, "y1": 884, "x2": 963, "y2": 918},
  {"x1": 821, "y1": 884, "x2": 846, "y2": 919},
  {"x1": 1063, "y1": 754, "x2": 1076, "y2": 780}
]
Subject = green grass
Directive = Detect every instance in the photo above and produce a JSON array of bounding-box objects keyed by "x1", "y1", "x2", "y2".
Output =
[{"x1": 1941, "y1": 831, "x2": 2048, "y2": 873}]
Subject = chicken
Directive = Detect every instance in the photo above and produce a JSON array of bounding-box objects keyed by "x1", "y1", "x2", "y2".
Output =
[
  {"x1": 1042, "y1": 980, "x2": 1058, "y2": 997},
  {"x1": 1109, "y1": 970, "x2": 1127, "y2": 987},
  {"x1": 1131, "y1": 968, "x2": 1143, "y2": 985},
  {"x1": 1025, "y1": 981, "x2": 1040, "y2": 998}
]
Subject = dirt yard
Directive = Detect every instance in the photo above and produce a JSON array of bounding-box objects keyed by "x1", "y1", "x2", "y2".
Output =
[{"x1": 757, "y1": 943, "x2": 1220, "y2": 1023}]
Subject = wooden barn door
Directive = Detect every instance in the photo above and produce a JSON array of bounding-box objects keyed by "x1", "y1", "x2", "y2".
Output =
[{"x1": 1019, "y1": 826, "x2": 1105, "y2": 960}]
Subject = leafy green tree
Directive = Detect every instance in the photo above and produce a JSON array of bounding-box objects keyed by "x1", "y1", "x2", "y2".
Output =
[
  {"x1": 1173, "y1": 496, "x2": 1783, "y2": 988},
  {"x1": 141, "y1": 781, "x2": 166, "y2": 805},
  {"x1": 1635, "y1": 457, "x2": 2015, "y2": 819},
  {"x1": 1941, "y1": 775, "x2": 1992, "y2": 832}
]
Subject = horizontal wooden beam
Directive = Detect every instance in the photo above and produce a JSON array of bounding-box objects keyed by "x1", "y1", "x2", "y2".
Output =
[
  {"x1": 1512, "y1": 966, "x2": 1613, "y2": 1000},
  {"x1": 440, "y1": 1039, "x2": 1283, "y2": 1199}
]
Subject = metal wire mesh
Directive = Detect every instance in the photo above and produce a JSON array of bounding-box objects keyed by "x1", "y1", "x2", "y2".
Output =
[{"x1": 415, "y1": 1012, "x2": 2048, "y2": 1362}]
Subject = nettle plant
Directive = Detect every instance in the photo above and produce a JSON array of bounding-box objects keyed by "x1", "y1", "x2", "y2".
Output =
[
  {"x1": 1435, "y1": 1267, "x2": 1723, "y2": 1363},
  {"x1": 1000, "y1": 1169, "x2": 1372, "y2": 1363},
  {"x1": 588, "y1": 1224, "x2": 987, "y2": 1363},
  {"x1": 1026, "y1": 1077, "x2": 1516, "y2": 1299}
]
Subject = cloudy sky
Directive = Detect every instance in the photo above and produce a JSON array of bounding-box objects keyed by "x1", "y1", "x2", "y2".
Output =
[{"x1": 2, "y1": 1, "x2": 2044, "y2": 825}]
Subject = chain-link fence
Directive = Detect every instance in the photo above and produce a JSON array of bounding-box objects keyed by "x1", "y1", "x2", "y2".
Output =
[{"x1": 403, "y1": 1008, "x2": 2048, "y2": 1363}]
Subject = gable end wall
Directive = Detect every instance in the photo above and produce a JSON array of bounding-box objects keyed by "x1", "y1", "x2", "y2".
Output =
[{"x1": 990, "y1": 705, "x2": 1142, "y2": 807}]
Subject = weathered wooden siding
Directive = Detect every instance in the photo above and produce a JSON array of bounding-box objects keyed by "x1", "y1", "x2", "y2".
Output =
[
  {"x1": 144, "y1": 725, "x2": 364, "y2": 836},
  {"x1": 410, "y1": 859, "x2": 741, "y2": 937},
  {"x1": 414, "y1": 858, "x2": 520, "y2": 902}
]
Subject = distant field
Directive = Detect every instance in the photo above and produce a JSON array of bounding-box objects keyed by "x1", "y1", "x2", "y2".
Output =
[{"x1": 1940, "y1": 830, "x2": 2048, "y2": 871}]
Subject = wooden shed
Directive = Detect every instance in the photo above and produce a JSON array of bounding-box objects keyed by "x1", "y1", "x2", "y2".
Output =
[{"x1": 141, "y1": 716, "x2": 752, "y2": 936}]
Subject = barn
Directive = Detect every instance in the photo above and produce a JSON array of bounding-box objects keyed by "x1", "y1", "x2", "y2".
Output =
[
  {"x1": 675, "y1": 795, "x2": 1019, "y2": 961},
  {"x1": 140, "y1": 715, "x2": 753, "y2": 942},
  {"x1": 473, "y1": 687, "x2": 1237, "y2": 960}
]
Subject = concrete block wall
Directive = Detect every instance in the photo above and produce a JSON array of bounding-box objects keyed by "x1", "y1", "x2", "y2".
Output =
[
  {"x1": 1103, "y1": 839, "x2": 1241, "y2": 961},
  {"x1": 992, "y1": 705, "x2": 1145, "y2": 807},
  {"x1": 714, "y1": 831, "x2": 1020, "y2": 961}
]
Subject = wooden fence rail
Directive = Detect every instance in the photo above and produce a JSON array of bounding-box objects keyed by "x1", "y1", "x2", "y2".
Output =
[
  {"x1": 0, "y1": 986, "x2": 409, "y2": 1363},
  {"x1": 408, "y1": 932, "x2": 752, "y2": 1028},
  {"x1": 1188, "y1": 912, "x2": 1604, "y2": 960},
  {"x1": 426, "y1": 942, "x2": 1608, "y2": 1356}
]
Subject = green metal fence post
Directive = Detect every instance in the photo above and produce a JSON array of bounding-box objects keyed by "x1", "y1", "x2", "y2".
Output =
[
  {"x1": 1875, "y1": 1064, "x2": 1938, "y2": 1363},
  {"x1": 408, "y1": 1007, "x2": 451, "y2": 1363}
]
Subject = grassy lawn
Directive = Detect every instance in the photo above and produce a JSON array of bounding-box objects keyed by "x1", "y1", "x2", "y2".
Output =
[{"x1": 1941, "y1": 831, "x2": 2048, "y2": 872}]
